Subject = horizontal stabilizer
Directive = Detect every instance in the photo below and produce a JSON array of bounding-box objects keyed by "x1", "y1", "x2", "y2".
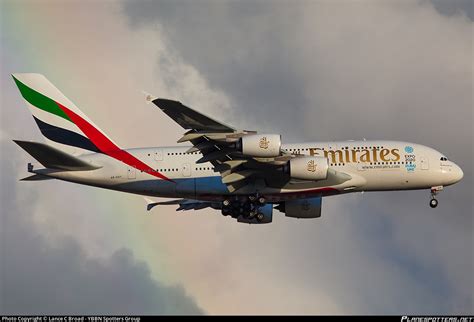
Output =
[
  {"x1": 14, "y1": 140, "x2": 101, "y2": 171},
  {"x1": 20, "y1": 174, "x2": 54, "y2": 181}
]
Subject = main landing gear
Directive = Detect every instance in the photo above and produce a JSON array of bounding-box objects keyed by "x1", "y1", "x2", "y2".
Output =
[
  {"x1": 221, "y1": 195, "x2": 266, "y2": 221},
  {"x1": 429, "y1": 186, "x2": 443, "y2": 208}
]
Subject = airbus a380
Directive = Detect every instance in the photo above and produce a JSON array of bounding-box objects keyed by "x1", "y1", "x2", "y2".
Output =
[{"x1": 13, "y1": 74, "x2": 463, "y2": 224}]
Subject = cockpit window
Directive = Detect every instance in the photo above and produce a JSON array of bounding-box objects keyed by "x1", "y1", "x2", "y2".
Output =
[{"x1": 440, "y1": 157, "x2": 448, "y2": 161}]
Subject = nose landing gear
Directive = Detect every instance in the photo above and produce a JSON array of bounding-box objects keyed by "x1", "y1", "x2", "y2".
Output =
[{"x1": 429, "y1": 186, "x2": 443, "y2": 208}]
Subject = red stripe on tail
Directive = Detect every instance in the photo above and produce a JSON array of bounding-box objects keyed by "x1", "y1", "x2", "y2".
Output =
[{"x1": 56, "y1": 102, "x2": 174, "y2": 182}]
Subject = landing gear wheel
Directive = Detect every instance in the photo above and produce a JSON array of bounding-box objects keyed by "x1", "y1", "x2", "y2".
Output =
[
  {"x1": 248, "y1": 209, "x2": 257, "y2": 219},
  {"x1": 222, "y1": 199, "x2": 231, "y2": 207},
  {"x1": 257, "y1": 197, "x2": 266, "y2": 205},
  {"x1": 256, "y1": 212, "x2": 265, "y2": 222},
  {"x1": 429, "y1": 186, "x2": 443, "y2": 208}
]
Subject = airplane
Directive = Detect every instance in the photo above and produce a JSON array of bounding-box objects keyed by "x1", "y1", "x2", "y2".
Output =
[{"x1": 12, "y1": 73, "x2": 464, "y2": 224}]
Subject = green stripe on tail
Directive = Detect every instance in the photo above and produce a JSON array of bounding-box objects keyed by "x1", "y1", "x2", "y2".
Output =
[{"x1": 12, "y1": 75, "x2": 72, "y2": 122}]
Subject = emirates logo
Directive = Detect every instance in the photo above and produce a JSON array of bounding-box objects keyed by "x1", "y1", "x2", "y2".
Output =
[
  {"x1": 259, "y1": 137, "x2": 269, "y2": 149},
  {"x1": 307, "y1": 160, "x2": 317, "y2": 172},
  {"x1": 301, "y1": 200, "x2": 310, "y2": 211}
]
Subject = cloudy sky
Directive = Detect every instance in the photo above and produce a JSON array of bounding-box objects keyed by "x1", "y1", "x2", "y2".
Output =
[{"x1": 0, "y1": 0, "x2": 472, "y2": 315}]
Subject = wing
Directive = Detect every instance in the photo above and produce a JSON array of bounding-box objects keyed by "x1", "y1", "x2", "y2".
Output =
[
  {"x1": 152, "y1": 98, "x2": 295, "y2": 192},
  {"x1": 153, "y1": 98, "x2": 235, "y2": 132},
  {"x1": 145, "y1": 198, "x2": 219, "y2": 211}
]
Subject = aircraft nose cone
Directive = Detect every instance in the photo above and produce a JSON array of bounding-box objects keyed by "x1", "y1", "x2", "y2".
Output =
[
  {"x1": 454, "y1": 164, "x2": 464, "y2": 183},
  {"x1": 442, "y1": 162, "x2": 463, "y2": 186}
]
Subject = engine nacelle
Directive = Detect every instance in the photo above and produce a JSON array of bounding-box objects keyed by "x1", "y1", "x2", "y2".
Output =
[
  {"x1": 280, "y1": 197, "x2": 322, "y2": 218},
  {"x1": 239, "y1": 134, "x2": 281, "y2": 157},
  {"x1": 237, "y1": 204, "x2": 273, "y2": 224},
  {"x1": 285, "y1": 156, "x2": 329, "y2": 180}
]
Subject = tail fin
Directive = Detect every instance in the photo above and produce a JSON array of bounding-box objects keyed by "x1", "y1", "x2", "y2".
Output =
[
  {"x1": 13, "y1": 74, "x2": 174, "y2": 182},
  {"x1": 12, "y1": 73, "x2": 117, "y2": 155},
  {"x1": 13, "y1": 140, "x2": 101, "y2": 171}
]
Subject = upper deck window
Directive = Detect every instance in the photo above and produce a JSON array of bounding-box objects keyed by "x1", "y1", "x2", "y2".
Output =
[{"x1": 440, "y1": 157, "x2": 448, "y2": 161}]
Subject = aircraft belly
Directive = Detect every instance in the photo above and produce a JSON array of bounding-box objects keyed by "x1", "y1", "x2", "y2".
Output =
[
  {"x1": 54, "y1": 166, "x2": 439, "y2": 200},
  {"x1": 360, "y1": 171, "x2": 403, "y2": 190},
  {"x1": 195, "y1": 176, "x2": 229, "y2": 196},
  {"x1": 114, "y1": 179, "x2": 177, "y2": 197}
]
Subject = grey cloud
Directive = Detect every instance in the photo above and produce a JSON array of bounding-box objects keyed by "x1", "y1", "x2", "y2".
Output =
[
  {"x1": 122, "y1": 1, "x2": 308, "y2": 136},
  {"x1": 0, "y1": 141, "x2": 203, "y2": 315},
  {"x1": 122, "y1": 0, "x2": 472, "y2": 314},
  {"x1": 122, "y1": 1, "x2": 472, "y2": 141},
  {"x1": 431, "y1": 0, "x2": 473, "y2": 21}
]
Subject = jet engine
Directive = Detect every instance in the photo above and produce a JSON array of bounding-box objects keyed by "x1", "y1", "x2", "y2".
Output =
[
  {"x1": 237, "y1": 204, "x2": 273, "y2": 224},
  {"x1": 237, "y1": 134, "x2": 281, "y2": 157},
  {"x1": 277, "y1": 197, "x2": 322, "y2": 218},
  {"x1": 285, "y1": 156, "x2": 329, "y2": 180}
]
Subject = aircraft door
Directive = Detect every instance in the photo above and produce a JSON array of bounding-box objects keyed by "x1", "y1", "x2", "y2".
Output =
[
  {"x1": 182, "y1": 163, "x2": 191, "y2": 177},
  {"x1": 420, "y1": 156, "x2": 429, "y2": 170},
  {"x1": 127, "y1": 166, "x2": 136, "y2": 179},
  {"x1": 154, "y1": 149, "x2": 163, "y2": 161}
]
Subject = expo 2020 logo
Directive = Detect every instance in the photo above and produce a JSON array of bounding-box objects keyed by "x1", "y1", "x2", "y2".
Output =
[{"x1": 405, "y1": 146, "x2": 414, "y2": 154}]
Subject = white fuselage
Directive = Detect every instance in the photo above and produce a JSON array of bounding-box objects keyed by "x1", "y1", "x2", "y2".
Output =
[{"x1": 35, "y1": 140, "x2": 463, "y2": 203}]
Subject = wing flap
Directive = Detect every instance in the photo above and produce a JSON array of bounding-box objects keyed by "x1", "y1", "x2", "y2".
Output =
[
  {"x1": 196, "y1": 149, "x2": 235, "y2": 164},
  {"x1": 221, "y1": 170, "x2": 255, "y2": 184}
]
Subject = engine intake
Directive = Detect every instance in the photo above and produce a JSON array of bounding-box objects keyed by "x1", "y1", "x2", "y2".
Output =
[
  {"x1": 238, "y1": 134, "x2": 281, "y2": 157},
  {"x1": 285, "y1": 156, "x2": 329, "y2": 180}
]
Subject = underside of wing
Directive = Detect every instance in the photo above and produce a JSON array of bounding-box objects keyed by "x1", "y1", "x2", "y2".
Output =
[{"x1": 145, "y1": 198, "x2": 220, "y2": 211}]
